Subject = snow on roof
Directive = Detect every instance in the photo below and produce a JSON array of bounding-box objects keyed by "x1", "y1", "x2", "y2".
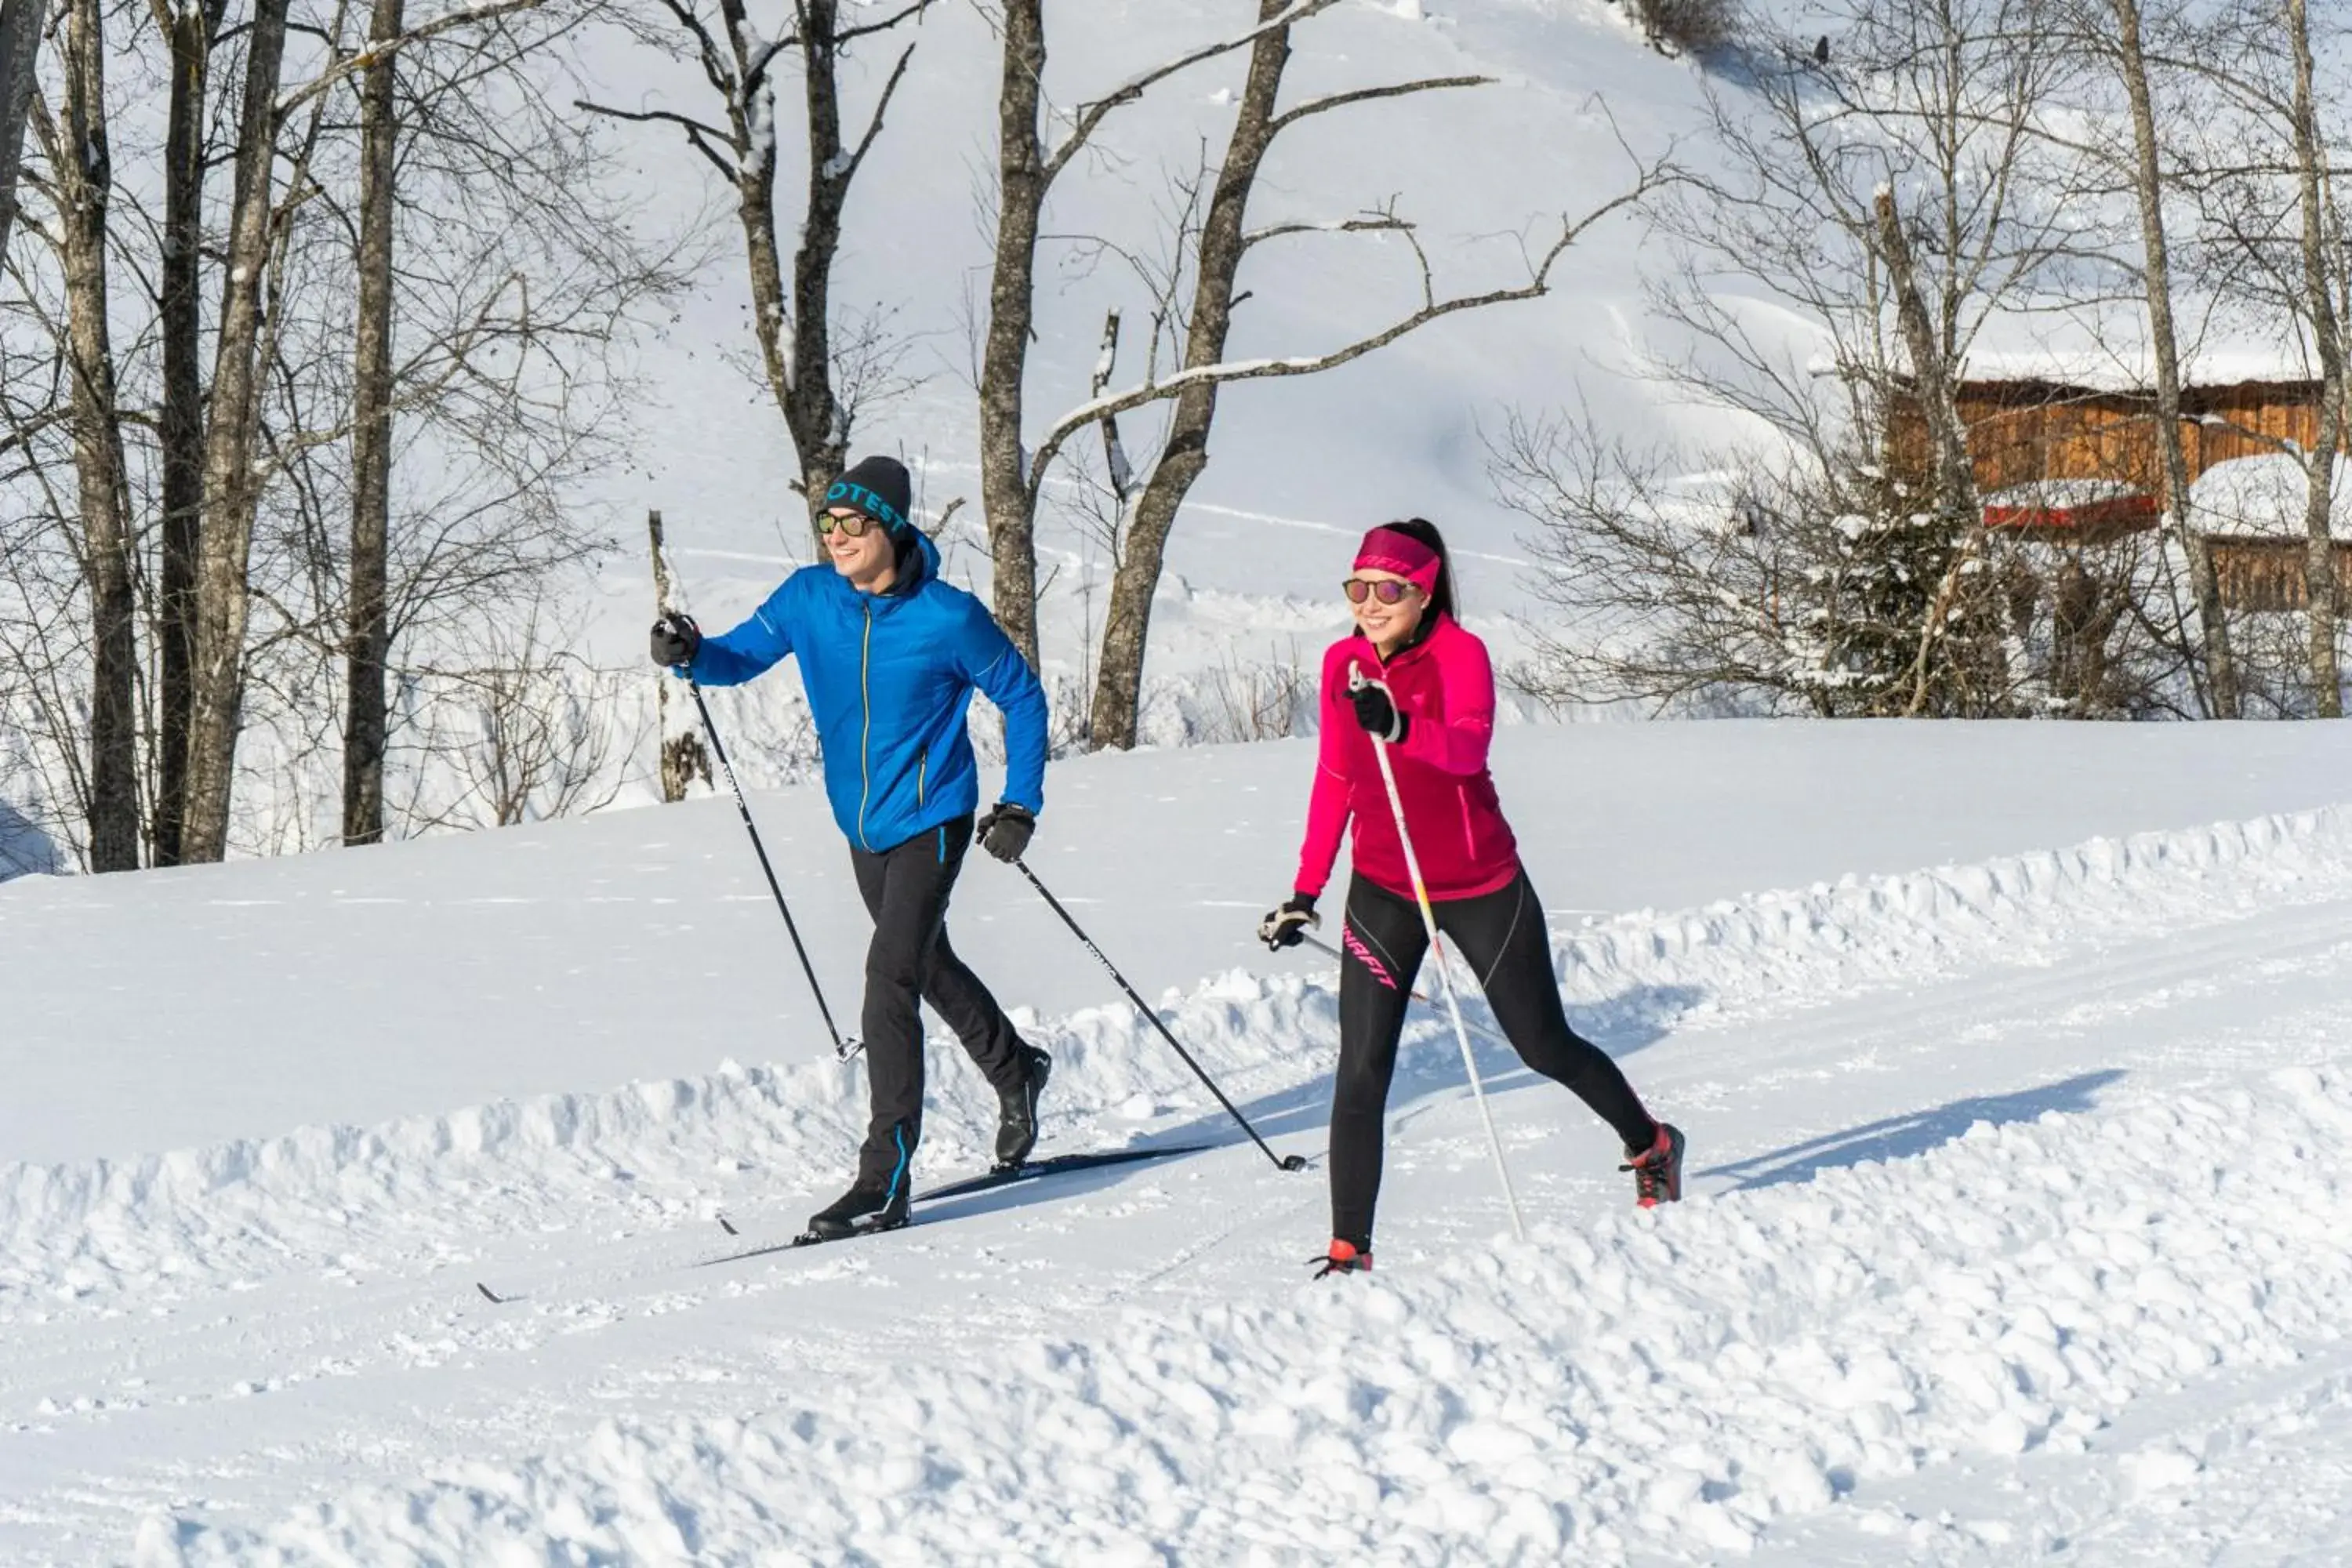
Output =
[
  {"x1": 2191, "y1": 453, "x2": 2352, "y2": 540},
  {"x1": 1958, "y1": 307, "x2": 2315, "y2": 394}
]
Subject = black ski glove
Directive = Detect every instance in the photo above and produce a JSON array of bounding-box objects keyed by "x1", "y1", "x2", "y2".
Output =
[
  {"x1": 976, "y1": 803, "x2": 1036, "y2": 863},
  {"x1": 1258, "y1": 892, "x2": 1319, "y2": 951},
  {"x1": 1351, "y1": 681, "x2": 1408, "y2": 744},
  {"x1": 649, "y1": 611, "x2": 701, "y2": 670}
]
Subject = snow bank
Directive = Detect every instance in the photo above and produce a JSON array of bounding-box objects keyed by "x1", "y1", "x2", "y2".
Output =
[
  {"x1": 11, "y1": 801, "x2": 2352, "y2": 1316},
  {"x1": 1548, "y1": 804, "x2": 2352, "y2": 1030},
  {"x1": 2193, "y1": 452, "x2": 2352, "y2": 540},
  {"x1": 140, "y1": 1058, "x2": 2352, "y2": 1564}
]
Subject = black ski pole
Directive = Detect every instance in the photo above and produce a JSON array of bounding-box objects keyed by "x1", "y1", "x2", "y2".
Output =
[
  {"x1": 1011, "y1": 857, "x2": 1305, "y2": 1173},
  {"x1": 685, "y1": 674, "x2": 858, "y2": 1061}
]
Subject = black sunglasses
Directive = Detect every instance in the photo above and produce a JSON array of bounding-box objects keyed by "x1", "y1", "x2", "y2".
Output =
[{"x1": 1343, "y1": 577, "x2": 1419, "y2": 604}]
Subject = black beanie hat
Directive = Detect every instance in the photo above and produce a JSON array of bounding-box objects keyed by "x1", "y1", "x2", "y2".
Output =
[{"x1": 826, "y1": 456, "x2": 913, "y2": 534}]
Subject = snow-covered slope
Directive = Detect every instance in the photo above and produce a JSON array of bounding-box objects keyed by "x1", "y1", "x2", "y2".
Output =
[
  {"x1": 575, "y1": 0, "x2": 1750, "y2": 717},
  {"x1": 8, "y1": 720, "x2": 2352, "y2": 1561}
]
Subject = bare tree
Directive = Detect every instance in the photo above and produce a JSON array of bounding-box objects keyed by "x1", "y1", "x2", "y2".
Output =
[
  {"x1": 1077, "y1": 50, "x2": 1669, "y2": 744},
  {"x1": 1516, "y1": 0, "x2": 2122, "y2": 717},
  {"x1": 148, "y1": 0, "x2": 232, "y2": 866},
  {"x1": 179, "y1": 0, "x2": 301, "y2": 862},
  {"x1": 978, "y1": 0, "x2": 1335, "y2": 670},
  {"x1": 1872, "y1": 187, "x2": 1987, "y2": 716},
  {"x1": 2197, "y1": 0, "x2": 2345, "y2": 712},
  {"x1": 180, "y1": 0, "x2": 566, "y2": 861},
  {"x1": 2096, "y1": 0, "x2": 2242, "y2": 716},
  {"x1": 30, "y1": 0, "x2": 141, "y2": 869},
  {"x1": 441, "y1": 599, "x2": 630, "y2": 829},
  {"x1": 584, "y1": 0, "x2": 935, "y2": 529},
  {"x1": 2284, "y1": 0, "x2": 2343, "y2": 713},
  {"x1": 343, "y1": 0, "x2": 406, "y2": 845},
  {"x1": 0, "y1": 0, "x2": 36, "y2": 260}
]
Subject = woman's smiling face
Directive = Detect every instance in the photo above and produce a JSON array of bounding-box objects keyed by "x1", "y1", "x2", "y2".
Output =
[{"x1": 1348, "y1": 568, "x2": 1426, "y2": 649}]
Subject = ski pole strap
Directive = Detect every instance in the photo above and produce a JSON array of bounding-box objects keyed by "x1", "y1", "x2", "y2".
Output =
[
  {"x1": 686, "y1": 677, "x2": 852, "y2": 1058},
  {"x1": 1013, "y1": 858, "x2": 1305, "y2": 1174}
]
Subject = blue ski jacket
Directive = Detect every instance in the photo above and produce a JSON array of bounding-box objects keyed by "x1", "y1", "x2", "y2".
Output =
[{"x1": 683, "y1": 532, "x2": 1049, "y2": 854}]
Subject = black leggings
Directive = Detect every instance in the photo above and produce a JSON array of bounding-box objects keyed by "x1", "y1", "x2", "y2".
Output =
[
  {"x1": 848, "y1": 815, "x2": 1029, "y2": 1188},
  {"x1": 1331, "y1": 868, "x2": 1656, "y2": 1249}
]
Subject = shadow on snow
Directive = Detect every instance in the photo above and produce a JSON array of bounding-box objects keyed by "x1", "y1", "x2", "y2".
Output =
[{"x1": 1693, "y1": 1068, "x2": 2129, "y2": 1193}]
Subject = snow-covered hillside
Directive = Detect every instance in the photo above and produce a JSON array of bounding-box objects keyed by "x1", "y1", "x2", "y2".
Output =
[
  {"x1": 8, "y1": 719, "x2": 2352, "y2": 1562},
  {"x1": 576, "y1": 0, "x2": 1748, "y2": 720}
]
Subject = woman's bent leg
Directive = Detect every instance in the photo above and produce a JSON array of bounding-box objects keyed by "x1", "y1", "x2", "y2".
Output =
[{"x1": 1441, "y1": 871, "x2": 1659, "y2": 1152}]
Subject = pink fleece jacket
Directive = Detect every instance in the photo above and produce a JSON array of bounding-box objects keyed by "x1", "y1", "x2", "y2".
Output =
[{"x1": 1294, "y1": 613, "x2": 1519, "y2": 904}]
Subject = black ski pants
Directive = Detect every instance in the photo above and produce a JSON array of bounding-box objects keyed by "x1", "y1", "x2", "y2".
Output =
[
  {"x1": 1331, "y1": 867, "x2": 1657, "y2": 1250},
  {"x1": 848, "y1": 814, "x2": 1028, "y2": 1189}
]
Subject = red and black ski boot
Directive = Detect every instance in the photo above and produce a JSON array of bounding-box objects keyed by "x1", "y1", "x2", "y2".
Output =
[
  {"x1": 1311, "y1": 1238, "x2": 1373, "y2": 1279},
  {"x1": 1622, "y1": 1123, "x2": 1686, "y2": 1209}
]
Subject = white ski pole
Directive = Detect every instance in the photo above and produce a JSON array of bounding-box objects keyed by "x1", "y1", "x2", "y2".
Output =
[{"x1": 1349, "y1": 665, "x2": 1527, "y2": 1241}]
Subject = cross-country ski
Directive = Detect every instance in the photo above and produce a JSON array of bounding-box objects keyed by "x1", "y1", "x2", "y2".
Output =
[{"x1": 699, "y1": 1144, "x2": 1220, "y2": 1262}]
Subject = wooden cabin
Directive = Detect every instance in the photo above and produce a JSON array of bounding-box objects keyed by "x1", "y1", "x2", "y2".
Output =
[
  {"x1": 1889, "y1": 378, "x2": 2324, "y2": 503},
  {"x1": 2208, "y1": 539, "x2": 2352, "y2": 612},
  {"x1": 1890, "y1": 378, "x2": 2341, "y2": 608}
]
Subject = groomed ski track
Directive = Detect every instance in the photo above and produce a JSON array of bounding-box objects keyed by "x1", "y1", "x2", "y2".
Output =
[{"x1": 9, "y1": 805, "x2": 2352, "y2": 1561}]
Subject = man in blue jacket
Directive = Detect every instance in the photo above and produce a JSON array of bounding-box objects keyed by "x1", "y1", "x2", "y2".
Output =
[{"x1": 650, "y1": 455, "x2": 1053, "y2": 1240}]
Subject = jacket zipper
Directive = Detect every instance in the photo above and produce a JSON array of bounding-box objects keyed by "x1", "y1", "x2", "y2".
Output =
[
  {"x1": 916, "y1": 748, "x2": 927, "y2": 808},
  {"x1": 856, "y1": 603, "x2": 875, "y2": 851}
]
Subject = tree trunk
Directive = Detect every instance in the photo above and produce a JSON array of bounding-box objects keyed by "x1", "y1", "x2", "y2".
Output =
[
  {"x1": 980, "y1": 0, "x2": 1049, "y2": 670},
  {"x1": 180, "y1": 0, "x2": 293, "y2": 862},
  {"x1": 710, "y1": 0, "x2": 872, "y2": 535},
  {"x1": 153, "y1": 0, "x2": 227, "y2": 866},
  {"x1": 1875, "y1": 193, "x2": 1977, "y2": 529},
  {"x1": 1088, "y1": 2, "x2": 1292, "y2": 750},
  {"x1": 2111, "y1": 0, "x2": 2238, "y2": 717},
  {"x1": 1876, "y1": 190, "x2": 1988, "y2": 719},
  {"x1": 785, "y1": 0, "x2": 848, "y2": 516},
  {"x1": 647, "y1": 509, "x2": 710, "y2": 800},
  {"x1": 727, "y1": 12, "x2": 794, "y2": 485},
  {"x1": 0, "y1": 0, "x2": 38, "y2": 260},
  {"x1": 47, "y1": 0, "x2": 141, "y2": 869},
  {"x1": 2288, "y1": 0, "x2": 2343, "y2": 716},
  {"x1": 343, "y1": 0, "x2": 403, "y2": 844}
]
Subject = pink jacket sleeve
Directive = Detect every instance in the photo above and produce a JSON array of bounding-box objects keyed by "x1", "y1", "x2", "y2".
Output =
[
  {"x1": 1294, "y1": 645, "x2": 1356, "y2": 898},
  {"x1": 1396, "y1": 623, "x2": 1495, "y2": 777}
]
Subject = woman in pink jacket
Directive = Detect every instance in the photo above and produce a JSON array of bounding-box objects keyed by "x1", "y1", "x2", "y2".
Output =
[{"x1": 1259, "y1": 521, "x2": 1683, "y2": 1277}]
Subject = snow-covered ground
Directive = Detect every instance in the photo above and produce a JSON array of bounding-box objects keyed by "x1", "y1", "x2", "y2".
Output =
[{"x1": 8, "y1": 720, "x2": 2352, "y2": 1563}]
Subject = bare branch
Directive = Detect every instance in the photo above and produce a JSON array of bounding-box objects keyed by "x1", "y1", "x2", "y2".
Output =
[
  {"x1": 575, "y1": 97, "x2": 737, "y2": 179},
  {"x1": 837, "y1": 39, "x2": 916, "y2": 187},
  {"x1": 276, "y1": 0, "x2": 548, "y2": 118},
  {"x1": 1267, "y1": 73, "x2": 1491, "y2": 136},
  {"x1": 1030, "y1": 163, "x2": 1672, "y2": 491},
  {"x1": 836, "y1": 0, "x2": 935, "y2": 46},
  {"x1": 1242, "y1": 212, "x2": 1414, "y2": 252},
  {"x1": 1044, "y1": 0, "x2": 1340, "y2": 180}
]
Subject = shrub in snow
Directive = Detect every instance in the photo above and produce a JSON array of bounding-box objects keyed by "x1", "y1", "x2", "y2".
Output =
[{"x1": 1634, "y1": 0, "x2": 1740, "y2": 56}]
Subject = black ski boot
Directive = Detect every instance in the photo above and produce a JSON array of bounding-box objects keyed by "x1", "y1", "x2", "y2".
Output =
[
  {"x1": 1621, "y1": 1122, "x2": 1686, "y2": 1209},
  {"x1": 802, "y1": 1178, "x2": 909, "y2": 1243},
  {"x1": 804, "y1": 1124, "x2": 916, "y2": 1242},
  {"x1": 993, "y1": 1045, "x2": 1053, "y2": 1171}
]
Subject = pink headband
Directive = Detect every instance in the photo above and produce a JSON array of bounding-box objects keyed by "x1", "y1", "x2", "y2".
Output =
[{"x1": 1352, "y1": 526, "x2": 1441, "y2": 593}]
